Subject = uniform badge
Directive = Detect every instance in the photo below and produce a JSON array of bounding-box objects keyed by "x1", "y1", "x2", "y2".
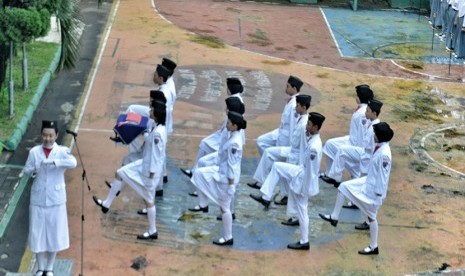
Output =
[
  {"x1": 310, "y1": 149, "x2": 317, "y2": 160},
  {"x1": 362, "y1": 119, "x2": 366, "y2": 125},
  {"x1": 154, "y1": 138, "x2": 159, "y2": 144},
  {"x1": 231, "y1": 148, "x2": 237, "y2": 154},
  {"x1": 382, "y1": 156, "x2": 390, "y2": 168}
]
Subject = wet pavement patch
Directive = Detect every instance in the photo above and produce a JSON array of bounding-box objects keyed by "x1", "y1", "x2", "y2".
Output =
[
  {"x1": 322, "y1": 8, "x2": 465, "y2": 64},
  {"x1": 99, "y1": 157, "x2": 362, "y2": 251}
]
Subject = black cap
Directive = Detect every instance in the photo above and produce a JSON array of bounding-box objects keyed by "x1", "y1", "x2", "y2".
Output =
[
  {"x1": 308, "y1": 112, "x2": 325, "y2": 128},
  {"x1": 373, "y1": 122, "x2": 394, "y2": 143},
  {"x1": 150, "y1": 90, "x2": 167, "y2": 104},
  {"x1": 296, "y1": 94, "x2": 312, "y2": 107},
  {"x1": 288, "y1": 75, "x2": 303, "y2": 91},
  {"x1": 227, "y1": 78, "x2": 243, "y2": 94},
  {"x1": 225, "y1": 97, "x2": 245, "y2": 115},
  {"x1": 368, "y1": 99, "x2": 383, "y2": 115},
  {"x1": 156, "y1": 64, "x2": 171, "y2": 79},
  {"x1": 356, "y1": 84, "x2": 374, "y2": 104},
  {"x1": 41, "y1": 120, "x2": 58, "y2": 130},
  {"x1": 161, "y1": 58, "x2": 177, "y2": 74}
]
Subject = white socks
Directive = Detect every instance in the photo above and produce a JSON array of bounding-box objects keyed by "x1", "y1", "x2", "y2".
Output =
[
  {"x1": 222, "y1": 211, "x2": 233, "y2": 240},
  {"x1": 36, "y1": 252, "x2": 46, "y2": 270},
  {"x1": 330, "y1": 192, "x2": 345, "y2": 220},
  {"x1": 147, "y1": 206, "x2": 157, "y2": 234},
  {"x1": 103, "y1": 178, "x2": 123, "y2": 207},
  {"x1": 36, "y1": 252, "x2": 56, "y2": 271},
  {"x1": 46, "y1": 252, "x2": 57, "y2": 271},
  {"x1": 369, "y1": 219, "x2": 378, "y2": 249}
]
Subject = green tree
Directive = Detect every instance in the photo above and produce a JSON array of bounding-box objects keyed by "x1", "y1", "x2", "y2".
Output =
[{"x1": 0, "y1": 0, "x2": 83, "y2": 116}]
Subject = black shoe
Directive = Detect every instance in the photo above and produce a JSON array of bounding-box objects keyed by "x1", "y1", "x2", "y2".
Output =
[
  {"x1": 92, "y1": 196, "x2": 109, "y2": 214},
  {"x1": 249, "y1": 194, "x2": 270, "y2": 208},
  {"x1": 180, "y1": 168, "x2": 193, "y2": 178},
  {"x1": 320, "y1": 175, "x2": 340, "y2": 187},
  {"x1": 137, "y1": 231, "x2": 158, "y2": 240},
  {"x1": 247, "y1": 181, "x2": 261, "y2": 189},
  {"x1": 105, "y1": 180, "x2": 120, "y2": 197},
  {"x1": 281, "y1": 218, "x2": 299, "y2": 226},
  {"x1": 110, "y1": 136, "x2": 124, "y2": 143},
  {"x1": 34, "y1": 270, "x2": 44, "y2": 276},
  {"x1": 216, "y1": 213, "x2": 236, "y2": 221},
  {"x1": 318, "y1": 213, "x2": 338, "y2": 227},
  {"x1": 274, "y1": 196, "x2": 288, "y2": 205},
  {"x1": 355, "y1": 222, "x2": 370, "y2": 230},
  {"x1": 358, "y1": 246, "x2": 379, "y2": 255},
  {"x1": 343, "y1": 203, "x2": 358, "y2": 209},
  {"x1": 156, "y1": 190, "x2": 163, "y2": 197},
  {"x1": 212, "y1": 237, "x2": 233, "y2": 246},
  {"x1": 188, "y1": 205, "x2": 209, "y2": 213},
  {"x1": 43, "y1": 271, "x2": 54, "y2": 276},
  {"x1": 163, "y1": 176, "x2": 168, "y2": 183},
  {"x1": 137, "y1": 208, "x2": 148, "y2": 216},
  {"x1": 188, "y1": 191, "x2": 198, "y2": 197},
  {"x1": 287, "y1": 241, "x2": 310, "y2": 250}
]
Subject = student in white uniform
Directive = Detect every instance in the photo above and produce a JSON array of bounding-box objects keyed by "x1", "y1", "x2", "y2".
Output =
[
  {"x1": 23, "y1": 120, "x2": 77, "y2": 276},
  {"x1": 321, "y1": 85, "x2": 374, "y2": 179},
  {"x1": 321, "y1": 99, "x2": 382, "y2": 186},
  {"x1": 286, "y1": 113, "x2": 324, "y2": 250},
  {"x1": 93, "y1": 100, "x2": 167, "y2": 240},
  {"x1": 319, "y1": 122, "x2": 394, "y2": 255},
  {"x1": 248, "y1": 95, "x2": 311, "y2": 205},
  {"x1": 105, "y1": 91, "x2": 167, "y2": 197},
  {"x1": 161, "y1": 57, "x2": 177, "y2": 135},
  {"x1": 188, "y1": 111, "x2": 247, "y2": 246},
  {"x1": 247, "y1": 76, "x2": 302, "y2": 189},
  {"x1": 180, "y1": 78, "x2": 244, "y2": 179},
  {"x1": 152, "y1": 64, "x2": 171, "y2": 188}
]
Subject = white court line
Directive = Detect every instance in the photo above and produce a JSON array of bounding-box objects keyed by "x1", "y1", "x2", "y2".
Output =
[
  {"x1": 320, "y1": 8, "x2": 343, "y2": 58},
  {"x1": 79, "y1": 127, "x2": 258, "y2": 141},
  {"x1": 69, "y1": 0, "x2": 121, "y2": 150}
]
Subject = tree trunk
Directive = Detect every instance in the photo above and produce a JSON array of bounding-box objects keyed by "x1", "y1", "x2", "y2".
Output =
[
  {"x1": 22, "y1": 43, "x2": 28, "y2": 91},
  {"x1": 9, "y1": 41, "x2": 14, "y2": 118}
]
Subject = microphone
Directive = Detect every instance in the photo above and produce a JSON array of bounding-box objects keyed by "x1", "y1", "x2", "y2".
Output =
[{"x1": 66, "y1": 129, "x2": 78, "y2": 137}]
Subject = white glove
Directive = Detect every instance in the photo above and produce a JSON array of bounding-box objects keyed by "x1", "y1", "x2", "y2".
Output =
[{"x1": 227, "y1": 185, "x2": 236, "y2": 196}]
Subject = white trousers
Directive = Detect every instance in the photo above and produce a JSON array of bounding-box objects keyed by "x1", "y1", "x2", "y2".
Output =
[
  {"x1": 288, "y1": 191, "x2": 309, "y2": 244},
  {"x1": 327, "y1": 145, "x2": 364, "y2": 182},
  {"x1": 323, "y1": 136, "x2": 350, "y2": 175},
  {"x1": 259, "y1": 162, "x2": 293, "y2": 201},
  {"x1": 256, "y1": 129, "x2": 279, "y2": 156},
  {"x1": 253, "y1": 146, "x2": 290, "y2": 184}
]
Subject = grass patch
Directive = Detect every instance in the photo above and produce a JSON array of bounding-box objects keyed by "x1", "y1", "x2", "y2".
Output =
[
  {"x1": 189, "y1": 34, "x2": 225, "y2": 49},
  {"x1": 0, "y1": 41, "x2": 59, "y2": 143},
  {"x1": 316, "y1": 72, "x2": 330, "y2": 78},
  {"x1": 261, "y1": 59, "x2": 291, "y2": 65},
  {"x1": 247, "y1": 28, "x2": 272, "y2": 46},
  {"x1": 404, "y1": 61, "x2": 425, "y2": 70},
  {"x1": 392, "y1": 90, "x2": 444, "y2": 123}
]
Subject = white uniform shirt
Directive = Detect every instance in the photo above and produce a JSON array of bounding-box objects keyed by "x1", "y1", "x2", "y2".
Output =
[
  {"x1": 287, "y1": 113, "x2": 308, "y2": 165},
  {"x1": 290, "y1": 133, "x2": 323, "y2": 197},
  {"x1": 216, "y1": 130, "x2": 243, "y2": 184},
  {"x1": 349, "y1": 103, "x2": 368, "y2": 146},
  {"x1": 360, "y1": 118, "x2": 380, "y2": 172},
  {"x1": 362, "y1": 142, "x2": 392, "y2": 205},
  {"x1": 24, "y1": 143, "x2": 77, "y2": 206},
  {"x1": 277, "y1": 94, "x2": 299, "y2": 147},
  {"x1": 142, "y1": 123, "x2": 166, "y2": 179}
]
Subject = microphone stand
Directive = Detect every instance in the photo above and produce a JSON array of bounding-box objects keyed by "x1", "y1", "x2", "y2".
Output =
[{"x1": 66, "y1": 130, "x2": 90, "y2": 276}]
